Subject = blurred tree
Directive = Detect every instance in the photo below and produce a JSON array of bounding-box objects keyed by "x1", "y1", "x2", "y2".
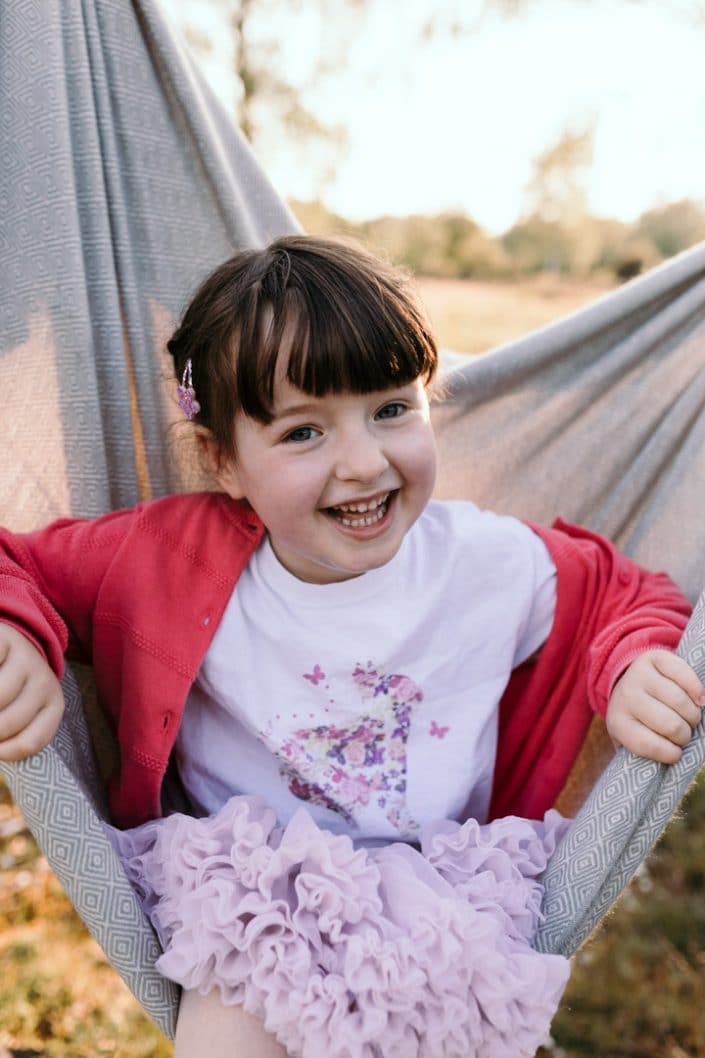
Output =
[
  {"x1": 502, "y1": 216, "x2": 574, "y2": 274},
  {"x1": 522, "y1": 125, "x2": 594, "y2": 226},
  {"x1": 359, "y1": 209, "x2": 501, "y2": 277},
  {"x1": 288, "y1": 197, "x2": 358, "y2": 239},
  {"x1": 360, "y1": 212, "x2": 510, "y2": 278},
  {"x1": 293, "y1": 192, "x2": 703, "y2": 281},
  {"x1": 502, "y1": 126, "x2": 600, "y2": 275},
  {"x1": 634, "y1": 198, "x2": 705, "y2": 258},
  {"x1": 597, "y1": 229, "x2": 661, "y2": 281},
  {"x1": 290, "y1": 199, "x2": 512, "y2": 278},
  {"x1": 181, "y1": 0, "x2": 367, "y2": 190}
]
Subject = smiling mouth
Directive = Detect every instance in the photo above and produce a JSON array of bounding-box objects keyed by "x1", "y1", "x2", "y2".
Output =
[{"x1": 326, "y1": 491, "x2": 394, "y2": 527}]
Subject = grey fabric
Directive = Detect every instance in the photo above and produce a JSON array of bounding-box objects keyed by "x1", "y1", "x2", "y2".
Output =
[
  {"x1": 432, "y1": 241, "x2": 705, "y2": 604},
  {"x1": 0, "y1": 670, "x2": 179, "y2": 1037},
  {"x1": 1, "y1": 0, "x2": 298, "y2": 532},
  {"x1": 2, "y1": 0, "x2": 705, "y2": 1041},
  {"x1": 535, "y1": 588, "x2": 705, "y2": 954}
]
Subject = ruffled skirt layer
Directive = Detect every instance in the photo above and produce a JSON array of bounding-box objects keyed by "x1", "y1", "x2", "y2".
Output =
[{"x1": 110, "y1": 797, "x2": 570, "y2": 1058}]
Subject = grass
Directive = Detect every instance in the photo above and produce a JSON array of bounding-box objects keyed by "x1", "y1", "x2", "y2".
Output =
[
  {"x1": 538, "y1": 775, "x2": 705, "y2": 1058},
  {"x1": 0, "y1": 782, "x2": 171, "y2": 1057},
  {"x1": 415, "y1": 273, "x2": 615, "y2": 355}
]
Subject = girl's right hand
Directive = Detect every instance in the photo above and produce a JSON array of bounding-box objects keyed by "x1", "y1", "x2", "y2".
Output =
[
  {"x1": 606, "y1": 648, "x2": 704, "y2": 764},
  {"x1": 0, "y1": 624, "x2": 64, "y2": 761}
]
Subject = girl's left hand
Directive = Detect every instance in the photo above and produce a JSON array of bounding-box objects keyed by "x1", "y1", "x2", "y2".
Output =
[{"x1": 606, "y1": 648, "x2": 705, "y2": 764}]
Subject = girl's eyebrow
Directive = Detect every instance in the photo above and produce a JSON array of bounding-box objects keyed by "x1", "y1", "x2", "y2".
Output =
[{"x1": 272, "y1": 400, "x2": 321, "y2": 420}]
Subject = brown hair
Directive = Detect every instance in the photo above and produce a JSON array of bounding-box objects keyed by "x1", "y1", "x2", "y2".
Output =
[{"x1": 167, "y1": 234, "x2": 438, "y2": 461}]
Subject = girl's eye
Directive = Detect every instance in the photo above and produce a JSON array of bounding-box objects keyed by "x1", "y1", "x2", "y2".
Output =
[
  {"x1": 283, "y1": 425, "x2": 320, "y2": 443},
  {"x1": 376, "y1": 401, "x2": 406, "y2": 420}
]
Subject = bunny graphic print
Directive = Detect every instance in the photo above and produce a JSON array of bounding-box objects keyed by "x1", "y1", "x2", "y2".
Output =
[{"x1": 259, "y1": 661, "x2": 424, "y2": 837}]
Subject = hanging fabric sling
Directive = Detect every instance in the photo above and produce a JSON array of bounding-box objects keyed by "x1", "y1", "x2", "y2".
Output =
[{"x1": 1, "y1": 0, "x2": 705, "y2": 1040}]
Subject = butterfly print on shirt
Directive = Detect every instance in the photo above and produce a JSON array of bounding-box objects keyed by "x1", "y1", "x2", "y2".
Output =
[{"x1": 271, "y1": 662, "x2": 424, "y2": 836}]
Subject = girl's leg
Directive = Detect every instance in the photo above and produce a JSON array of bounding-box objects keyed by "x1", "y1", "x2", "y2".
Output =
[{"x1": 174, "y1": 988, "x2": 289, "y2": 1058}]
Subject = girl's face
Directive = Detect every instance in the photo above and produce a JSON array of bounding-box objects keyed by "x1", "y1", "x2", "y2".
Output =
[{"x1": 212, "y1": 374, "x2": 437, "y2": 584}]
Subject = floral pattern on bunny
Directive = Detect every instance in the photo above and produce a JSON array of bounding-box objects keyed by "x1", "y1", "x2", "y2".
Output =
[{"x1": 274, "y1": 662, "x2": 424, "y2": 836}]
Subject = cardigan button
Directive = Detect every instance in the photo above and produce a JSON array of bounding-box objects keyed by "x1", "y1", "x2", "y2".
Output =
[{"x1": 201, "y1": 613, "x2": 212, "y2": 627}]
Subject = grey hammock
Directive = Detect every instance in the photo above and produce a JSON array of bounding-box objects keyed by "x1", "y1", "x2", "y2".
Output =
[{"x1": 1, "y1": 0, "x2": 705, "y2": 1041}]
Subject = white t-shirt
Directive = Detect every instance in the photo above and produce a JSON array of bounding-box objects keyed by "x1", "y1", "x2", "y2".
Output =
[{"x1": 175, "y1": 500, "x2": 556, "y2": 841}]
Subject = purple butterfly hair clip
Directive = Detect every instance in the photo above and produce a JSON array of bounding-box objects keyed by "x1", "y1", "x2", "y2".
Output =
[{"x1": 177, "y1": 358, "x2": 201, "y2": 420}]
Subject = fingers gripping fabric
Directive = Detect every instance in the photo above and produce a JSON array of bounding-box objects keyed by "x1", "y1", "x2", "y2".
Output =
[
  {"x1": 0, "y1": 668, "x2": 179, "y2": 1039},
  {"x1": 535, "y1": 587, "x2": 705, "y2": 956}
]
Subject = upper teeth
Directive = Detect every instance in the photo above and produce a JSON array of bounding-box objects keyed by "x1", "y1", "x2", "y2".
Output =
[{"x1": 334, "y1": 493, "x2": 389, "y2": 514}]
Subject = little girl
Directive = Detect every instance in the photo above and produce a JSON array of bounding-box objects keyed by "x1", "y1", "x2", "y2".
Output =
[{"x1": 0, "y1": 236, "x2": 701, "y2": 1058}]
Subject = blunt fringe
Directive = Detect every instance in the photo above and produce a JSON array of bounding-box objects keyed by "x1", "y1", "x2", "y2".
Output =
[{"x1": 167, "y1": 235, "x2": 438, "y2": 460}]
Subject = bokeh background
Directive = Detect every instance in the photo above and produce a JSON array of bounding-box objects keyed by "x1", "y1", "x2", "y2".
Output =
[
  {"x1": 166, "y1": 0, "x2": 705, "y2": 354},
  {"x1": 2, "y1": 2, "x2": 705, "y2": 1056}
]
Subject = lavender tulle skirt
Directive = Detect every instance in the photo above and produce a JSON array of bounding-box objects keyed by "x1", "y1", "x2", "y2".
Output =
[{"x1": 110, "y1": 797, "x2": 571, "y2": 1058}]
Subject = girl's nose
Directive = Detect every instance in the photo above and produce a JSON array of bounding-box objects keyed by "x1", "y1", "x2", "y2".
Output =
[{"x1": 334, "y1": 429, "x2": 389, "y2": 483}]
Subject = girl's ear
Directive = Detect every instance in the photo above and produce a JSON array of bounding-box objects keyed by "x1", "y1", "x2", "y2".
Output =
[{"x1": 194, "y1": 428, "x2": 245, "y2": 499}]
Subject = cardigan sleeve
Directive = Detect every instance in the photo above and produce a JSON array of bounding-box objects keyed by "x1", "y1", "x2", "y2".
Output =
[
  {"x1": 490, "y1": 520, "x2": 692, "y2": 820},
  {"x1": 0, "y1": 507, "x2": 142, "y2": 676},
  {"x1": 545, "y1": 520, "x2": 692, "y2": 717}
]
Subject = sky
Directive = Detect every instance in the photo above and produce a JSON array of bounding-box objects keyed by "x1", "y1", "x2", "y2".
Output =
[{"x1": 164, "y1": 0, "x2": 705, "y2": 235}]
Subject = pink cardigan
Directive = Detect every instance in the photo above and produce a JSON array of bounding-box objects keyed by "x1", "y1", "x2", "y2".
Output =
[{"x1": 0, "y1": 493, "x2": 691, "y2": 828}]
